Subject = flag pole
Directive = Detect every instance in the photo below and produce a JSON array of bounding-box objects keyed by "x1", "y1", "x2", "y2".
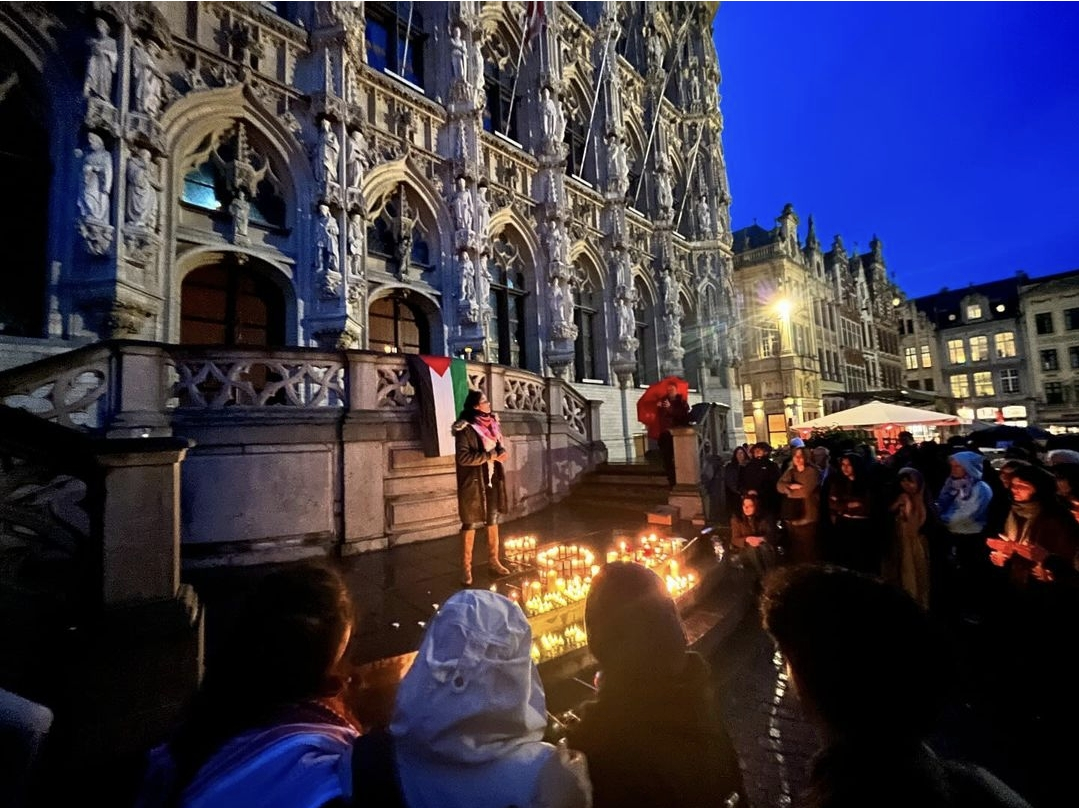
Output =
[
  {"x1": 674, "y1": 123, "x2": 706, "y2": 229},
  {"x1": 578, "y1": 22, "x2": 615, "y2": 175},
  {"x1": 503, "y1": 6, "x2": 532, "y2": 136}
]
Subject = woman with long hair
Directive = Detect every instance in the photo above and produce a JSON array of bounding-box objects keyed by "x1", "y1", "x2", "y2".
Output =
[
  {"x1": 135, "y1": 563, "x2": 359, "y2": 808},
  {"x1": 776, "y1": 446, "x2": 821, "y2": 563},
  {"x1": 885, "y1": 467, "x2": 934, "y2": 609},
  {"x1": 453, "y1": 389, "x2": 511, "y2": 585},
  {"x1": 722, "y1": 446, "x2": 749, "y2": 521}
]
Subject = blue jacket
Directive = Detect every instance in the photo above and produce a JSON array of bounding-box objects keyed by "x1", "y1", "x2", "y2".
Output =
[{"x1": 936, "y1": 452, "x2": 992, "y2": 535}]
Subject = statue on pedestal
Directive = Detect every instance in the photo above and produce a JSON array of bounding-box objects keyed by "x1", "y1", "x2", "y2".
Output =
[
  {"x1": 78, "y1": 133, "x2": 112, "y2": 223},
  {"x1": 83, "y1": 17, "x2": 118, "y2": 102},
  {"x1": 317, "y1": 118, "x2": 340, "y2": 186},
  {"x1": 451, "y1": 177, "x2": 474, "y2": 233},
  {"x1": 132, "y1": 39, "x2": 166, "y2": 116},
  {"x1": 316, "y1": 203, "x2": 340, "y2": 275},
  {"x1": 125, "y1": 148, "x2": 159, "y2": 228}
]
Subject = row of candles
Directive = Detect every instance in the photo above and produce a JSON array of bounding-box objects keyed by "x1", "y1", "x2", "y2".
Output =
[
  {"x1": 530, "y1": 622, "x2": 588, "y2": 664},
  {"x1": 503, "y1": 535, "x2": 538, "y2": 566}
]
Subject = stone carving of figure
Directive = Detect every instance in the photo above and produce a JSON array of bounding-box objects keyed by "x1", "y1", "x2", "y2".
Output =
[
  {"x1": 450, "y1": 26, "x2": 468, "y2": 83},
  {"x1": 230, "y1": 193, "x2": 250, "y2": 239},
  {"x1": 458, "y1": 250, "x2": 475, "y2": 300},
  {"x1": 347, "y1": 213, "x2": 364, "y2": 277},
  {"x1": 475, "y1": 185, "x2": 491, "y2": 240},
  {"x1": 617, "y1": 295, "x2": 635, "y2": 342},
  {"x1": 477, "y1": 260, "x2": 492, "y2": 308},
  {"x1": 451, "y1": 177, "x2": 473, "y2": 233},
  {"x1": 546, "y1": 225, "x2": 565, "y2": 265},
  {"x1": 316, "y1": 203, "x2": 340, "y2": 274},
  {"x1": 696, "y1": 193, "x2": 712, "y2": 237},
  {"x1": 646, "y1": 30, "x2": 664, "y2": 72},
  {"x1": 471, "y1": 40, "x2": 486, "y2": 107},
  {"x1": 606, "y1": 133, "x2": 626, "y2": 190},
  {"x1": 689, "y1": 70, "x2": 701, "y2": 103},
  {"x1": 83, "y1": 17, "x2": 118, "y2": 101},
  {"x1": 562, "y1": 281, "x2": 575, "y2": 325},
  {"x1": 667, "y1": 311, "x2": 682, "y2": 349},
  {"x1": 132, "y1": 39, "x2": 166, "y2": 115},
  {"x1": 656, "y1": 170, "x2": 673, "y2": 211},
  {"x1": 346, "y1": 129, "x2": 367, "y2": 189},
  {"x1": 549, "y1": 282, "x2": 565, "y2": 326},
  {"x1": 541, "y1": 88, "x2": 565, "y2": 144},
  {"x1": 318, "y1": 118, "x2": 340, "y2": 186},
  {"x1": 663, "y1": 269, "x2": 681, "y2": 316},
  {"x1": 78, "y1": 133, "x2": 112, "y2": 222},
  {"x1": 125, "y1": 148, "x2": 159, "y2": 228}
]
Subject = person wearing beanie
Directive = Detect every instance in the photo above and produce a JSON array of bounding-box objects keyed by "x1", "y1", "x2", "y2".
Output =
[{"x1": 565, "y1": 562, "x2": 748, "y2": 808}]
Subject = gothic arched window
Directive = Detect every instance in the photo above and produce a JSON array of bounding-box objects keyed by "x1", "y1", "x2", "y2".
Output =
[
  {"x1": 368, "y1": 292, "x2": 429, "y2": 354},
  {"x1": 482, "y1": 42, "x2": 518, "y2": 140},
  {"x1": 487, "y1": 236, "x2": 528, "y2": 369},
  {"x1": 180, "y1": 130, "x2": 286, "y2": 229},
  {"x1": 563, "y1": 94, "x2": 588, "y2": 179},
  {"x1": 365, "y1": 2, "x2": 426, "y2": 90},
  {"x1": 633, "y1": 276, "x2": 658, "y2": 386},
  {"x1": 573, "y1": 273, "x2": 600, "y2": 381}
]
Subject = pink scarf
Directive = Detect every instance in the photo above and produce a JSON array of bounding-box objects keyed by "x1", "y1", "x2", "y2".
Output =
[{"x1": 470, "y1": 413, "x2": 503, "y2": 482}]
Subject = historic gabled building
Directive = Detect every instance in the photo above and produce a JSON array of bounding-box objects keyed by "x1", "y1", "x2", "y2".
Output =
[
  {"x1": 0, "y1": 0, "x2": 743, "y2": 452},
  {"x1": 731, "y1": 203, "x2": 904, "y2": 445},
  {"x1": 1019, "y1": 269, "x2": 1079, "y2": 431},
  {"x1": 902, "y1": 276, "x2": 1033, "y2": 425}
]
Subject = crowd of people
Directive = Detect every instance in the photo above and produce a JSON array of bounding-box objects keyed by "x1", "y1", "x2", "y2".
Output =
[{"x1": 720, "y1": 431, "x2": 1079, "y2": 808}]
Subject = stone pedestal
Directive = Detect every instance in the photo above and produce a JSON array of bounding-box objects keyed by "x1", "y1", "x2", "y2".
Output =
[{"x1": 668, "y1": 425, "x2": 705, "y2": 526}]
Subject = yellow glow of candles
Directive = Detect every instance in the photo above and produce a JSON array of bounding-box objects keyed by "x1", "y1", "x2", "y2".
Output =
[{"x1": 591, "y1": 564, "x2": 600, "y2": 576}]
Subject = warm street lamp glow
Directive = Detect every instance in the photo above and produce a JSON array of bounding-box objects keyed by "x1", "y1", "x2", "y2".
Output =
[{"x1": 775, "y1": 298, "x2": 791, "y2": 319}]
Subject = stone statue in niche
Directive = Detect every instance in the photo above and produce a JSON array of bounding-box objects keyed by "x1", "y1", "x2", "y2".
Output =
[
  {"x1": 450, "y1": 26, "x2": 468, "y2": 83},
  {"x1": 315, "y1": 203, "x2": 340, "y2": 275},
  {"x1": 688, "y1": 69, "x2": 701, "y2": 104},
  {"x1": 477, "y1": 259, "x2": 492, "y2": 309},
  {"x1": 229, "y1": 193, "x2": 250, "y2": 240},
  {"x1": 663, "y1": 268, "x2": 681, "y2": 317},
  {"x1": 124, "y1": 148, "x2": 159, "y2": 228},
  {"x1": 541, "y1": 88, "x2": 565, "y2": 145},
  {"x1": 561, "y1": 281, "x2": 576, "y2": 325},
  {"x1": 317, "y1": 118, "x2": 340, "y2": 186},
  {"x1": 475, "y1": 185, "x2": 491, "y2": 240},
  {"x1": 451, "y1": 177, "x2": 473, "y2": 233},
  {"x1": 347, "y1": 213, "x2": 364, "y2": 278},
  {"x1": 78, "y1": 133, "x2": 112, "y2": 222},
  {"x1": 696, "y1": 193, "x2": 712, "y2": 238},
  {"x1": 617, "y1": 295, "x2": 635, "y2": 342},
  {"x1": 549, "y1": 282, "x2": 566, "y2": 327},
  {"x1": 606, "y1": 132, "x2": 626, "y2": 190},
  {"x1": 656, "y1": 169, "x2": 673, "y2": 212},
  {"x1": 83, "y1": 17, "x2": 118, "y2": 102},
  {"x1": 471, "y1": 38, "x2": 486, "y2": 107},
  {"x1": 458, "y1": 250, "x2": 475, "y2": 300},
  {"x1": 132, "y1": 39, "x2": 166, "y2": 116},
  {"x1": 646, "y1": 30, "x2": 664, "y2": 73},
  {"x1": 346, "y1": 129, "x2": 367, "y2": 189},
  {"x1": 545, "y1": 224, "x2": 565, "y2": 266}
]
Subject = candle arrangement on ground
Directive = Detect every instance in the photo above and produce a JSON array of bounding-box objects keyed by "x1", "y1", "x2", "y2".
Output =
[
  {"x1": 530, "y1": 622, "x2": 589, "y2": 664},
  {"x1": 502, "y1": 535, "x2": 538, "y2": 567}
]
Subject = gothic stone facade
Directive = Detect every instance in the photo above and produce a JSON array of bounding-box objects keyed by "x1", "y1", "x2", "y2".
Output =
[
  {"x1": 0, "y1": 0, "x2": 743, "y2": 438},
  {"x1": 731, "y1": 204, "x2": 904, "y2": 445}
]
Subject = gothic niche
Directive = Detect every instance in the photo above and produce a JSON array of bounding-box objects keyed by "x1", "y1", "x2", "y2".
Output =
[
  {"x1": 365, "y1": 185, "x2": 432, "y2": 282},
  {"x1": 180, "y1": 123, "x2": 286, "y2": 245}
]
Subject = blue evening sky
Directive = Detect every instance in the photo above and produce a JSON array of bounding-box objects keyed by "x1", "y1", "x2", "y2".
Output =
[{"x1": 713, "y1": 2, "x2": 1079, "y2": 300}]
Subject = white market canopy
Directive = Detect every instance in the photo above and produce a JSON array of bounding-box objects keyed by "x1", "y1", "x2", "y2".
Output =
[{"x1": 794, "y1": 400, "x2": 965, "y2": 432}]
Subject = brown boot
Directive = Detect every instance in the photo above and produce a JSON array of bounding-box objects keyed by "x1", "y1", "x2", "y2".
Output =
[
  {"x1": 461, "y1": 529, "x2": 475, "y2": 586},
  {"x1": 487, "y1": 525, "x2": 510, "y2": 576}
]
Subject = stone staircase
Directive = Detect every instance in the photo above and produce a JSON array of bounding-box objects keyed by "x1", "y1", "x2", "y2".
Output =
[{"x1": 565, "y1": 460, "x2": 672, "y2": 516}]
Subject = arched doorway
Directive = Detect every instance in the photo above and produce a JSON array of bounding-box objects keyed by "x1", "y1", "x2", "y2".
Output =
[
  {"x1": 368, "y1": 291, "x2": 430, "y2": 355},
  {"x1": 180, "y1": 257, "x2": 286, "y2": 346},
  {"x1": 0, "y1": 56, "x2": 49, "y2": 336}
]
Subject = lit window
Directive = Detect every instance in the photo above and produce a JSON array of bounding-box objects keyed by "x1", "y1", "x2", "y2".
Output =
[
  {"x1": 950, "y1": 374, "x2": 969, "y2": 398},
  {"x1": 966, "y1": 304, "x2": 983, "y2": 320},
  {"x1": 947, "y1": 339, "x2": 966, "y2": 365},
  {"x1": 973, "y1": 371, "x2": 994, "y2": 397},
  {"x1": 994, "y1": 332, "x2": 1016, "y2": 358},
  {"x1": 904, "y1": 346, "x2": 918, "y2": 370},
  {"x1": 969, "y1": 336, "x2": 988, "y2": 362},
  {"x1": 920, "y1": 345, "x2": 932, "y2": 368}
]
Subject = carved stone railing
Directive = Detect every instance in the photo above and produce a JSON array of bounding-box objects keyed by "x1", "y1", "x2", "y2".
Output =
[{"x1": 0, "y1": 342, "x2": 600, "y2": 449}]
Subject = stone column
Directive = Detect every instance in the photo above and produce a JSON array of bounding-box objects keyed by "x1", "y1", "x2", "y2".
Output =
[{"x1": 667, "y1": 425, "x2": 704, "y2": 526}]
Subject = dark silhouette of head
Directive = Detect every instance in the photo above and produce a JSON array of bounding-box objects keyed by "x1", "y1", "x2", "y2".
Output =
[{"x1": 760, "y1": 564, "x2": 951, "y2": 742}]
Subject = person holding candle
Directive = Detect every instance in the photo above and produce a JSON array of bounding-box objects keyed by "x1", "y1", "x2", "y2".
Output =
[
  {"x1": 452, "y1": 390, "x2": 511, "y2": 585},
  {"x1": 566, "y1": 562, "x2": 747, "y2": 808}
]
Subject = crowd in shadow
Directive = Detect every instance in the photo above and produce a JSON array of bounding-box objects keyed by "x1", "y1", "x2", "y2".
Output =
[{"x1": 6, "y1": 431, "x2": 1076, "y2": 808}]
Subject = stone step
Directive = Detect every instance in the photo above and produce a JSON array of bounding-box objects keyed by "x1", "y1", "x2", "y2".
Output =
[
  {"x1": 570, "y1": 481, "x2": 671, "y2": 504},
  {"x1": 585, "y1": 472, "x2": 670, "y2": 487}
]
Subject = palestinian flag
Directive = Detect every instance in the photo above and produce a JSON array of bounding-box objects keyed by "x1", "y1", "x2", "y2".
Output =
[{"x1": 406, "y1": 354, "x2": 470, "y2": 457}]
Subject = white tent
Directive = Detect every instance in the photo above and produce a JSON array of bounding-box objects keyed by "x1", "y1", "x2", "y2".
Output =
[{"x1": 793, "y1": 400, "x2": 964, "y2": 432}]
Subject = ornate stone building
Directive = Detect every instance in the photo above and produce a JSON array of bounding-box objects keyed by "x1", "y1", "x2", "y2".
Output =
[
  {"x1": 0, "y1": 0, "x2": 742, "y2": 445},
  {"x1": 731, "y1": 204, "x2": 904, "y2": 445}
]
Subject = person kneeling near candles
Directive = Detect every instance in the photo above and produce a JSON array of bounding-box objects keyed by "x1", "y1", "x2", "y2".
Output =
[
  {"x1": 452, "y1": 390, "x2": 511, "y2": 585},
  {"x1": 565, "y1": 562, "x2": 748, "y2": 808}
]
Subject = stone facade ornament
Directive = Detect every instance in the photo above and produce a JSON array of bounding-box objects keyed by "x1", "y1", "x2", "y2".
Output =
[
  {"x1": 346, "y1": 128, "x2": 367, "y2": 189},
  {"x1": 450, "y1": 26, "x2": 467, "y2": 83},
  {"x1": 347, "y1": 213, "x2": 365, "y2": 278},
  {"x1": 317, "y1": 117, "x2": 340, "y2": 187},
  {"x1": 132, "y1": 39, "x2": 166, "y2": 116},
  {"x1": 696, "y1": 193, "x2": 712, "y2": 239},
  {"x1": 83, "y1": 17, "x2": 117, "y2": 102},
  {"x1": 646, "y1": 28, "x2": 664, "y2": 73},
  {"x1": 458, "y1": 249, "x2": 475, "y2": 301},
  {"x1": 78, "y1": 133, "x2": 112, "y2": 223},
  {"x1": 451, "y1": 177, "x2": 474, "y2": 234},
  {"x1": 540, "y1": 87, "x2": 565, "y2": 150},
  {"x1": 656, "y1": 166, "x2": 673, "y2": 214},
  {"x1": 475, "y1": 184, "x2": 491, "y2": 245},
  {"x1": 229, "y1": 193, "x2": 250, "y2": 243},
  {"x1": 606, "y1": 132, "x2": 627, "y2": 195},
  {"x1": 476, "y1": 260, "x2": 492, "y2": 313},
  {"x1": 124, "y1": 148, "x2": 159, "y2": 228},
  {"x1": 316, "y1": 203, "x2": 341, "y2": 297}
]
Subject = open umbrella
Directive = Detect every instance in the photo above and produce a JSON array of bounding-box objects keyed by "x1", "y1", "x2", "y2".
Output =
[
  {"x1": 637, "y1": 376, "x2": 689, "y2": 440},
  {"x1": 967, "y1": 423, "x2": 1050, "y2": 447}
]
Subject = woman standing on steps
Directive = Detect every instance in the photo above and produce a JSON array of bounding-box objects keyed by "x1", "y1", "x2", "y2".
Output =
[{"x1": 453, "y1": 389, "x2": 511, "y2": 585}]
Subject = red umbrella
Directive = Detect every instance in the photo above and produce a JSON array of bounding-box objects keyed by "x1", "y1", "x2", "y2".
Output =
[{"x1": 637, "y1": 376, "x2": 690, "y2": 440}]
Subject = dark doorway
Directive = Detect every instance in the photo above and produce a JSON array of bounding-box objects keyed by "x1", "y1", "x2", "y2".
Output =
[
  {"x1": 368, "y1": 292, "x2": 429, "y2": 354},
  {"x1": 180, "y1": 259, "x2": 286, "y2": 346}
]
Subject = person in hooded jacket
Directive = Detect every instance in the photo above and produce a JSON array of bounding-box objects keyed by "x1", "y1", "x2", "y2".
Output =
[
  {"x1": 565, "y1": 562, "x2": 747, "y2": 808},
  {"x1": 935, "y1": 451, "x2": 994, "y2": 618},
  {"x1": 453, "y1": 389, "x2": 511, "y2": 585},
  {"x1": 352, "y1": 589, "x2": 591, "y2": 808}
]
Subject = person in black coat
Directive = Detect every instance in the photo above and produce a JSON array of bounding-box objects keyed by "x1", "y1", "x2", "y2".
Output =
[
  {"x1": 453, "y1": 389, "x2": 510, "y2": 585},
  {"x1": 565, "y1": 562, "x2": 748, "y2": 808}
]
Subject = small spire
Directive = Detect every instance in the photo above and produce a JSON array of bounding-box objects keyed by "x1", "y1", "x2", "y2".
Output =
[{"x1": 806, "y1": 215, "x2": 820, "y2": 251}]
